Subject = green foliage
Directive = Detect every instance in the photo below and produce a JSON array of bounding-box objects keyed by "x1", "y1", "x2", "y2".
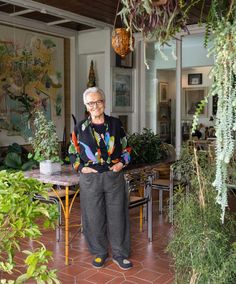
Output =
[
  {"x1": 0, "y1": 143, "x2": 37, "y2": 171},
  {"x1": 128, "y1": 128, "x2": 165, "y2": 164},
  {"x1": 186, "y1": 3, "x2": 236, "y2": 222},
  {"x1": 0, "y1": 170, "x2": 59, "y2": 283},
  {"x1": 168, "y1": 150, "x2": 236, "y2": 284},
  {"x1": 29, "y1": 110, "x2": 61, "y2": 163},
  {"x1": 119, "y1": 0, "x2": 201, "y2": 47}
]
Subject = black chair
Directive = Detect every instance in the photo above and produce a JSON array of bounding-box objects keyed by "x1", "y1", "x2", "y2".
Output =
[{"x1": 125, "y1": 170, "x2": 153, "y2": 242}]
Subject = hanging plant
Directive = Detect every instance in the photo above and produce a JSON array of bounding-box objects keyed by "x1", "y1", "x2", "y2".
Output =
[
  {"x1": 192, "y1": 1, "x2": 236, "y2": 222},
  {"x1": 119, "y1": 0, "x2": 201, "y2": 46},
  {"x1": 209, "y1": 20, "x2": 236, "y2": 222},
  {"x1": 118, "y1": 0, "x2": 202, "y2": 67}
]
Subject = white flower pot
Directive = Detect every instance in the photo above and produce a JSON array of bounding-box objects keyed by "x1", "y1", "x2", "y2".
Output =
[{"x1": 40, "y1": 160, "x2": 61, "y2": 175}]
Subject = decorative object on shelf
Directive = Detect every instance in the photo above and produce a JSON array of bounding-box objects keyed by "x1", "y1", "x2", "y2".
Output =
[
  {"x1": 116, "y1": 52, "x2": 133, "y2": 68},
  {"x1": 112, "y1": 68, "x2": 133, "y2": 112},
  {"x1": 28, "y1": 110, "x2": 62, "y2": 175},
  {"x1": 87, "y1": 60, "x2": 96, "y2": 87},
  {"x1": 188, "y1": 73, "x2": 203, "y2": 85},
  {"x1": 159, "y1": 82, "x2": 168, "y2": 102}
]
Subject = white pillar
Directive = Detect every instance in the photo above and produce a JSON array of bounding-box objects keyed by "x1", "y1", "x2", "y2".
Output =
[{"x1": 175, "y1": 37, "x2": 182, "y2": 159}]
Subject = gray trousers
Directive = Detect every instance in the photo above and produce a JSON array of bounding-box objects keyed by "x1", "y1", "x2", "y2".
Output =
[{"x1": 79, "y1": 170, "x2": 130, "y2": 258}]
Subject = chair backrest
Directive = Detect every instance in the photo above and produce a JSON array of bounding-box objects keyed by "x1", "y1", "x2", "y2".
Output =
[
  {"x1": 125, "y1": 170, "x2": 152, "y2": 207},
  {"x1": 152, "y1": 162, "x2": 173, "y2": 179}
]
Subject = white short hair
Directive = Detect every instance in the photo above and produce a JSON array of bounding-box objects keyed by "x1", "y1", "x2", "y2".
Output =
[{"x1": 83, "y1": 87, "x2": 105, "y2": 105}]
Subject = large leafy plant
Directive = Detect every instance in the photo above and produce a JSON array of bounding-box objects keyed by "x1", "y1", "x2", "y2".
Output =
[
  {"x1": 0, "y1": 143, "x2": 37, "y2": 171},
  {"x1": 29, "y1": 110, "x2": 61, "y2": 163},
  {"x1": 128, "y1": 128, "x2": 165, "y2": 164},
  {"x1": 0, "y1": 170, "x2": 59, "y2": 283}
]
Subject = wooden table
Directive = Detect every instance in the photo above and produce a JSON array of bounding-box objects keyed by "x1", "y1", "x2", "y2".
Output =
[{"x1": 25, "y1": 165, "x2": 80, "y2": 265}]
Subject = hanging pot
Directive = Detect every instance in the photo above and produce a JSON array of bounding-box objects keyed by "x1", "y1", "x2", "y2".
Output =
[
  {"x1": 152, "y1": 0, "x2": 168, "y2": 6},
  {"x1": 112, "y1": 28, "x2": 134, "y2": 58}
]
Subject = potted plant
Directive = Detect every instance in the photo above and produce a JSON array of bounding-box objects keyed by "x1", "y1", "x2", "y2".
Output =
[
  {"x1": 0, "y1": 170, "x2": 59, "y2": 282},
  {"x1": 29, "y1": 110, "x2": 62, "y2": 175},
  {"x1": 127, "y1": 128, "x2": 166, "y2": 165}
]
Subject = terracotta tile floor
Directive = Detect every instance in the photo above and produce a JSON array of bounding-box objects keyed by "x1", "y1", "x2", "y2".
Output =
[{"x1": 1, "y1": 192, "x2": 174, "y2": 283}]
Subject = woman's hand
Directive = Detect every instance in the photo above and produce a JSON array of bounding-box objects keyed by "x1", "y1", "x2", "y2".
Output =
[
  {"x1": 81, "y1": 167, "x2": 98, "y2": 174},
  {"x1": 110, "y1": 162, "x2": 124, "y2": 172}
]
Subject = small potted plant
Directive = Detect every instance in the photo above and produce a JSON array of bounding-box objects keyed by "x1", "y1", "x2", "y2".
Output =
[{"x1": 29, "y1": 109, "x2": 62, "y2": 175}]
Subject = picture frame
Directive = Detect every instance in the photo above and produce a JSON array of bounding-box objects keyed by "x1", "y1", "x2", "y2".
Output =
[
  {"x1": 159, "y1": 82, "x2": 168, "y2": 102},
  {"x1": 112, "y1": 68, "x2": 133, "y2": 112},
  {"x1": 183, "y1": 87, "x2": 208, "y2": 118},
  {"x1": 116, "y1": 53, "x2": 133, "y2": 68},
  {"x1": 118, "y1": 115, "x2": 128, "y2": 133},
  {"x1": 188, "y1": 73, "x2": 202, "y2": 85},
  {"x1": 158, "y1": 102, "x2": 170, "y2": 120}
]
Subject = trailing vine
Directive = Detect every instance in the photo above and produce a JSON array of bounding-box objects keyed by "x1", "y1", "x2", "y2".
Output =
[
  {"x1": 193, "y1": 0, "x2": 236, "y2": 222},
  {"x1": 119, "y1": 0, "x2": 236, "y2": 222},
  {"x1": 119, "y1": 0, "x2": 202, "y2": 47},
  {"x1": 209, "y1": 19, "x2": 236, "y2": 222}
]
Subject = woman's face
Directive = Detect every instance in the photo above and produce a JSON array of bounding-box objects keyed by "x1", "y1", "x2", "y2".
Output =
[{"x1": 85, "y1": 92, "x2": 105, "y2": 119}]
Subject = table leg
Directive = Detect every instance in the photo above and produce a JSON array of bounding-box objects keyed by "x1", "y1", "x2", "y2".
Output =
[{"x1": 65, "y1": 186, "x2": 69, "y2": 265}]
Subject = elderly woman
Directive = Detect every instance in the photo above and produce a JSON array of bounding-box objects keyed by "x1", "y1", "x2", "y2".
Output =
[{"x1": 69, "y1": 87, "x2": 132, "y2": 270}]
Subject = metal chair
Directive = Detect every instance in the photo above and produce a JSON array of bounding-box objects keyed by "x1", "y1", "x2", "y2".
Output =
[
  {"x1": 34, "y1": 186, "x2": 79, "y2": 241},
  {"x1": 151, "y1": 163, "x2": 176, "y2": 223},
  {"x1": 125, "y1": 170, "x2": 153, "y2": 242}
]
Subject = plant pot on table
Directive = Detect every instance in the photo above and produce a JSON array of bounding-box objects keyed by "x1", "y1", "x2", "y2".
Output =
[{"x1": 40, "y1": 160, "x2": 61, "y2": 175}]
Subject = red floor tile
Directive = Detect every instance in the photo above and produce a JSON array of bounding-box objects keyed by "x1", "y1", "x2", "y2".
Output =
[{"x1": 2, "y1": 192, "x2": 174, "y2": 283}]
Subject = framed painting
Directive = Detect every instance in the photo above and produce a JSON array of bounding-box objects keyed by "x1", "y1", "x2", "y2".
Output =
[
  {"x1": 0, "y1": 24, "x2": 64, "y2": 146},
  {"x1": 188, "y1": 73, "x2": 202, "y2": 85},
  {"x1": 184, "y1": 87, "x2": 208, "y2": 118},
  {"x1": 116, "y1": 53, "x2": 133, "y2": 68},
  {"x1": 118, "y1": 115, "x2": 128, "y2": 133},
  {"x1": 112, "y1": 68, "x2": 133, "y2": 112},
  {"x1": 159, "y1": 82, "x2": 168, "y2": 102}
]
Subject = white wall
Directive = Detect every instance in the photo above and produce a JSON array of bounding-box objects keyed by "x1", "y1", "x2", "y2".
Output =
[{"x1": 77, "y1": 28, "x2": 111, "y2": 122}]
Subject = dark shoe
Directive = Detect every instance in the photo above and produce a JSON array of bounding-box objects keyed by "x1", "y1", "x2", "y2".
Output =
[
  {"x1": 92, "y1": 255, "x2": 107, "y2": 269},
  {"x1": 112, "y1": 256, "x2": 133, "y2": 270}
]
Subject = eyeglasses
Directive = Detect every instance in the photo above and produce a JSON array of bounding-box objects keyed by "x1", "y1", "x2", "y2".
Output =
[{"x1": 86, "y1": 100, "x2": 104, "y2": 108}]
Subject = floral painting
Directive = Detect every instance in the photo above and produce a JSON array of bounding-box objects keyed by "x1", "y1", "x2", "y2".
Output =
[{"x1": 0, "y1": 24, "x2": 64, "y2": 145}]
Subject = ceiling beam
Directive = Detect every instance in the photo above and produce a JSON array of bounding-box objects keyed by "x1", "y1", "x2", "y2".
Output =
[
  {"x1": 10, "y1": 8, "x2": 34, "y2": 16},
  {"x1": 47, "y1": 19, "x2": 71, "y2": 26},
  {"x1": 1, "y1": 0, "x2": 112, "y2": 29},
  {"x1": 0, "y1": 11, "x2": 76, "y2": 38}
]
